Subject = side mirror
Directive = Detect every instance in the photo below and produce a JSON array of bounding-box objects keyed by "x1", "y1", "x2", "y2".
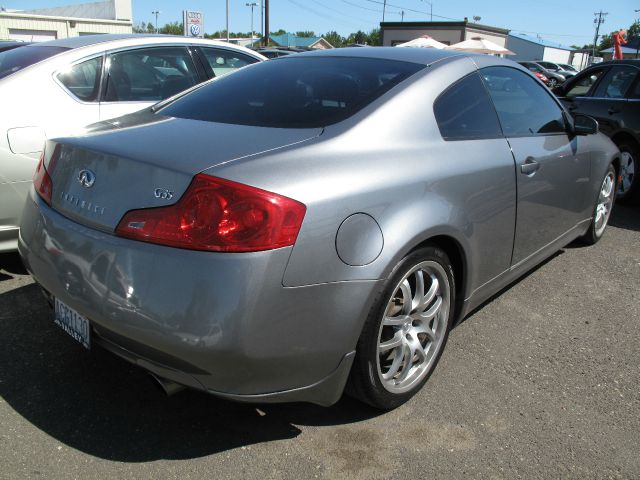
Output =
[{"x1": 572, "y1": 113, "x2": 599, "y2": 136}]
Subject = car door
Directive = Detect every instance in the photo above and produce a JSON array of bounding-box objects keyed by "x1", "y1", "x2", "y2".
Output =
[
  {"x1": 99, "y1": 45, "x2": 202, "y2": 121},
  {"x1": 481, "y1": 66, "x2": 591, "y2": 266},
  {"x1": 571, "y1": 65, "x2": 639, "y2": 138},
  {"x1": 556, "y1": 66, "x2": 608, "y2": 119}
]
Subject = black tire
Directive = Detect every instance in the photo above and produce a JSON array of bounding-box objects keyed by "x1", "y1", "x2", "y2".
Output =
[
  {"x1": 580, "y1": 163, "x2": 616, "y2": 245},
  {"x1": 616, "y1": 142, "x2": 639, "y2": 204},
  {"x1": 347, "y1": 245, "x2": 455, "y2": 410}
]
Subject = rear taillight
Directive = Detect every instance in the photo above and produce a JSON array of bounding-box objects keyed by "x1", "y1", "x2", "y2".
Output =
[
  {"x1": 33, "y1": 152, "x2": 53, "y2": 206},
  {"x1": 115, "y1": 174, "x2": 306, "y2": 252}
]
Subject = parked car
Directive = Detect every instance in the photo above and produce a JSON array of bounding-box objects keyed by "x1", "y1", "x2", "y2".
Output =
[
  {"x1": 553, "y1": 59, "x2": 639, "y2": 202},
  {"x1": 0, "y1": 34, "x2": 265, "y2": 252},
  {"x1": 558, "y1": 62, "x2": 580, "y2": 73},
  {"x1": 520, "y1": 61, "x2": 565, "y2": 88},
  {"x1": 254, "y1": 47, "x2": 299, "y2": 59},
  {"x1": 536, "y1": 60, "x2": 575, "y2": 79},
  {"x1": 517, "y1": 61, "x2": 550, "y2": 85},
  {"x1": 19, "y1": 48, "x2": 619, "y2": 410},
  {"x1": 0, "y1": 40, "x2": 30, "y2": 53}
]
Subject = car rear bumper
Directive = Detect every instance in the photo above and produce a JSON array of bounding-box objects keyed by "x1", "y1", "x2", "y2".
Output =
[{"x1": 19, "y1": 190, "x2": 381, "y2": 405}]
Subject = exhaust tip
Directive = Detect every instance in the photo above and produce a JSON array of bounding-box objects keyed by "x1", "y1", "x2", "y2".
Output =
[{"x1": 149, "y1": 373, "x2": 186, "y2": 396}]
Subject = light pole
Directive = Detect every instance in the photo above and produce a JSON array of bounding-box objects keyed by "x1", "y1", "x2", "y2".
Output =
[
  {"x1": 152, "y1": 10, "x2": 160, "y2": 33},
  {"x1": 246, "y1": 3, "x2": 258, "y2": 44},
  {"x1": 226, "y1": 0, "x2": 230, "y2": 42}
]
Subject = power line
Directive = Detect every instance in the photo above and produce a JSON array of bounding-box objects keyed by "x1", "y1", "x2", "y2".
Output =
[
  {"x1": 285, "y1": 0, "x2": 372, "y2": 29},
  {"x1": 362, "y1": 0, "x2": 460, "y2": 20}
]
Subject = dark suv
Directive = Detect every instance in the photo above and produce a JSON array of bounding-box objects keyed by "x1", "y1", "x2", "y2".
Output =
[{"x1": 553, "y1": 60, "x2": 640, "y2": 202}]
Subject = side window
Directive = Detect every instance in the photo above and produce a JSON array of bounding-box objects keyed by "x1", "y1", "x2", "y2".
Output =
[
  {"x1": 565, "y1": 69, "x2": 605, "y2": 98},
  {"x1": 630, "y1": 76, "x2": 640, "y2": 99},
  {"x1": 57, "y1": 56, "x2": 103, "y2": 102},
  {"x1": 481, "y1": 66, "x2": 566, "y2": 137},
  {"x1": 200, "y1": 48, "x2": 259, "y2": 77},
  {"x1": 433, "y1": 72, "x2": 502, "y2": 141},
  {"x1": 592, "y1": 66, "x2": 638, "y2": 99},
  {"x1": 104, "y1": 47, "x2": 199, "y2": 102}
]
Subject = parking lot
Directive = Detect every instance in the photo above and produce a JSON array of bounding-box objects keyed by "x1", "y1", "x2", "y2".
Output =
[{"x1": 0, "y1": 204, "x2": 638, "y2": 479}]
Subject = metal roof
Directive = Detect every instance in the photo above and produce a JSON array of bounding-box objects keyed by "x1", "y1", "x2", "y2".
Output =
[{"x1": 508, "y1": 32, "x2": 573, "y2": 51}]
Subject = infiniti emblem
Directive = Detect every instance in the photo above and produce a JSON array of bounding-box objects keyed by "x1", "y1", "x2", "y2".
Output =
[{"x1": 78, "y1": 169, "x2": 96, "y2": 188}]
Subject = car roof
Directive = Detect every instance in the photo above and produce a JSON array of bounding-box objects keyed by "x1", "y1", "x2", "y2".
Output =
[
  {"x1": 589, "y1": 59, "x2": 640, "y2": 68},
  {"x1": 24, "y1": 34, "x2": 261, "y2": 53},
  {"x1": 284, "y1": 47, "x2": 471, "y2": 65}
]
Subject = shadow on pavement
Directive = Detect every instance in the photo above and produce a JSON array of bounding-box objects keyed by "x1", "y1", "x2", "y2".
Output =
[
  {"x1": 609, "y1": 203, "x2": 640, "y2": 232},
  {"x1": 0, "y1": 283, "x2": 381, "y2": 462},
  {"x1": 0, "y1": 252, "x2": 27, "y2": 281}
]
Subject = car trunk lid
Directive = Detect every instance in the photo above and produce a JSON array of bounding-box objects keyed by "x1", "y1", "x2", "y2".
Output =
[{"x1": 47, "y1": 114, "x2": 321, "y2": 232}]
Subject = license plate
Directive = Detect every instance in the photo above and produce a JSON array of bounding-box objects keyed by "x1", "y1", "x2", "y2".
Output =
[{"x1": 54, "y1": 298, "x2": 91, "y2": 349}]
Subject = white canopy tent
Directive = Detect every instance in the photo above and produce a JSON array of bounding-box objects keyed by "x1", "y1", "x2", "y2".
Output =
[
  {"x1": 446, "y1": 38, "x2": 515, "y2": 55},
  {"x1": 396, "y1": 35, "x2": 447, "y2": 49}
]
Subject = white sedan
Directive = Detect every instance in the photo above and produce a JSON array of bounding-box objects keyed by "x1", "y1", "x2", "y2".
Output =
[{"x1": 0, "y1": 34, "x2": 265, "y2": 252}]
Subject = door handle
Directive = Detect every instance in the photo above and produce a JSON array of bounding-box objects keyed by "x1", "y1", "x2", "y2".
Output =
[
  {"x1": 608, "y1": 107, "x2": 620, "y2": 115},
  {"x1": 520, "y1": 158, "x2": 540, "y2": 175}
]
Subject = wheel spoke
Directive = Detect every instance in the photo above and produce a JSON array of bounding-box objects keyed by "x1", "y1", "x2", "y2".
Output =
[
  {"x1": 399, "y1": 279, "x2": 412, "y2": 315},
  {"x1": 383, "y1": 314, "x2": 411, "y2": 327},
  {"x1": 412, "y1": 324, "x2": 436, "y2": 342},
  {"x1": 382, "y1": 346, "x2": 404, "y2": 380},
  {"x1": 397, "y1": 342, "x2": 414, "y2": 382},
  {"x1": 411, "y1": 270, "x2": 425, "y2": 312},
  {"x1": 379, "y1": 331, "x2": 403, "y2": 352},
  {"x1": 416, "y1": 296, "x2": 443, "y2": 321},
  {"x1": 419, "y1": 277, "x2": 439, "y2": 311}
]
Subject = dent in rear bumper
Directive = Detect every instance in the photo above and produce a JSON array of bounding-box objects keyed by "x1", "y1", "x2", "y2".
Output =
[{"x1": 19, "y1": 190, "x2": 379, "y2": 402}]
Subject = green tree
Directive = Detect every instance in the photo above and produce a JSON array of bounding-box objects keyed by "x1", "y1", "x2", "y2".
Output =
[
  {"x1": 159, "y1": 21, "x2": 183, "y2": 35},
  {"x1": 323, "y1": 30, "x2": 345, "y2": 48},
  {"x1": 366, "y1": 28, "x2": 381, "y2": 46},
  {"x1": 271, "y1": 29, "x2": 287, "y2": 36},
  {"x1": 295, "y1": 30, "x2": 316, "y2": 38}
]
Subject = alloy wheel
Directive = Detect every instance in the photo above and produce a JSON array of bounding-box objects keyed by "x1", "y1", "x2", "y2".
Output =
[
  {"x1": 376, "y1": 261, "x2": 450, "y2": 394},
  {"x1": 617, "y1": 150, "x2": 636, "y2": 197},
  {"x1": 595, "y1": 169, "x2": 615, "y2": 237}
]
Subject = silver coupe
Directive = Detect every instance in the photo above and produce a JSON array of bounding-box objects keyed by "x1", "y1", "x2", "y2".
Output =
[{"x1": 19, "y1": 48, "x2": 619, "y2": 410}]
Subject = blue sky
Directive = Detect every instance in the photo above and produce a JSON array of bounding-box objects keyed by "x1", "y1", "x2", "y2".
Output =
[{"x1": 8, "y1": 0, "x2": 638, "y2": 45}]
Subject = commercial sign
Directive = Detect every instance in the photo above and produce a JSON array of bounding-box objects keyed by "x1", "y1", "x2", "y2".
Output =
[{"x1": 183, "y1": 10, "x2": 204, "y2": 38}]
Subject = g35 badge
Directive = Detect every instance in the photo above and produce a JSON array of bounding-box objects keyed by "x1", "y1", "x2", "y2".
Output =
[{"x1": 154, "y1": 188, "x2": 174, "y2": 200}]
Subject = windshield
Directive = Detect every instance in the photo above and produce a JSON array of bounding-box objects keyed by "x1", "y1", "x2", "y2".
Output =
[
  {"x1": 0, "y1": 45, "x2": 69, "y2": 80},
  {"x1": 160, "y1": 56, "x2": 424, "y2": 128}
]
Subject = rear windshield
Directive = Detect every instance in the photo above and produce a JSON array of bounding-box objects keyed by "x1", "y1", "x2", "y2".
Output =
[
  {"x1": 160, "y1": 56, "x2": 424, "y2": 128},
  {"x1": 0, "y1": 45, "x2": 69, "y2": 80}
]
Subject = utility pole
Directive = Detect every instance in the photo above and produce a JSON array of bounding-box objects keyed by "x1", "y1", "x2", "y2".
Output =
[
  {"x1": 401, "y1": 10, "x2": 404, "y2": 22},
  {"x1": 264, "y1": 0, "x2": 269, "y2": 47},
  {"x1": 382, "y1": 0, "x2": 387, "y2": 22},
  {"x1": 420, "y1": 0, "x2": 433, "y2": 21},
  {"x1": 246, "y1": 2, "x2": 258, "y2": 43},
  {"x1": 152, "y1": 10, "x2": 160, "y2": 33},
  {"x1": 592, "y1": 10, "x2": 608, "y2": 64},
  {"x1": 261, "y1": 0, "x2": 264, "y2": 41},
  {"x1": 226, "y1": 0, "x2": 230, "y2": 41}
]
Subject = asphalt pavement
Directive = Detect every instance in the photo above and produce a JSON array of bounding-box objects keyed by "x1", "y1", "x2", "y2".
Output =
[{"x1": 1, "y1": 204, "x2": 638, "y2": 479}]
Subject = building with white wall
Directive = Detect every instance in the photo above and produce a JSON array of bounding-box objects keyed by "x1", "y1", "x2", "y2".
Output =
[
  {"x1": 508, "y1": 33, "x2": 572, "y2": 63},
  {"x1": 0, "y1": 0, "x2": 132, "y2": 42},
  {"x1": 381, "y1": 20, "x2": 509, "y2": 48}
]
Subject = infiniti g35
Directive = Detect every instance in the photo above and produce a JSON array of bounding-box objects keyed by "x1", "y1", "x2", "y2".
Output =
[{"x1": 19, "y1": 48, "x2": 619, "y2": 410}]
